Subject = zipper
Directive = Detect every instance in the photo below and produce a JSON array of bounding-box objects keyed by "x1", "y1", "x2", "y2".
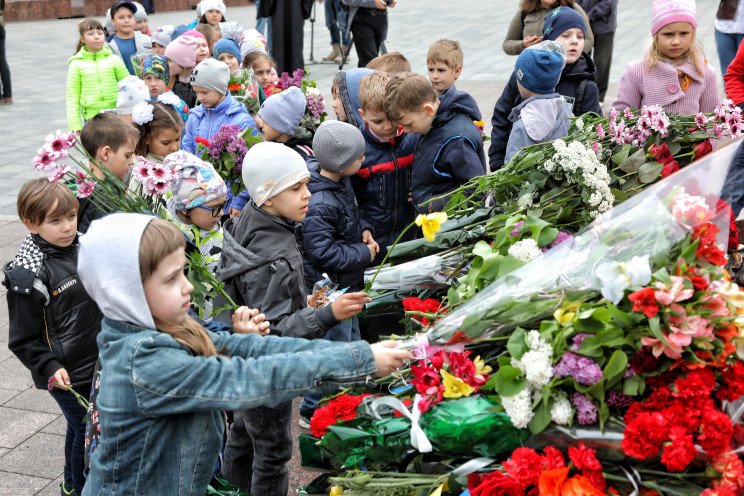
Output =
[{"x1": 391, "y1": 144, "x2": 399, "y2": 231}]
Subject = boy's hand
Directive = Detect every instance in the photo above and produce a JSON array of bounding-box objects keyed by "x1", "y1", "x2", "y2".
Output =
[
  {"x1": 370, "y1": 341, "x2": 412, "y2": 376},
  {"x1": 229, "y1": 207, "x2": 242, "y2": 218},
  {"x1": 331, "y1": 292, "x2": 371, "y2": 321},
  {"x1": 232, "y1": 306, "x2": 270, "y2": 336},
  {"x1": 52, "y1": 368, "x2": 71, "y2": 389},
  {"x1": 522, "y1": 35, "x2": 542, "y2": 48},
  {"x1": 362, "y1": 230, "x2": 379, "y2": 261}
]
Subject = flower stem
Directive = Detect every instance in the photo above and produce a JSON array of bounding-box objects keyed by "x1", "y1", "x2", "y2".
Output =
[{"x1": 364, "y1": 221, "x2": 417, "y2": 292}]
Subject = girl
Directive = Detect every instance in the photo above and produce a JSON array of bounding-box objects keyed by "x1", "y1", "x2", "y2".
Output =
[
  {"x1": 195, "y1": 23, "x2": 216, "y2": 56},
  {"x1": 77, "y1": 213, "x2": 409, "y2": 495},
  {"x1": 141, "y1": 54, "x2": 190, "y2": 123},
  {"x1": 199, "y1": 0, "x2": 227, "y2": 26},
  {"x1": 184, "y1": 28, "x2": 211, "y2": 65},
  {"x1": 242, "y1": 51, "x2": 280, "y2": 102},
  {"x1": 133, "y1": 101, "x2": 183, "y2": 163},
  {"x1": 502, "y1": 0, "x2": 593, "y2": 56},
  {"x1": 214, "y1": 37, "x2": 242, "y2": 73},
  {"x1": 66, "y1": 19, "x2": 129, "y2": 132},
  {"x1": 164, "y1": 34, "x2": 199, "y2": 108},
  {"x1": 612, "y1": 0, "x2": 721, "y2": 114}
]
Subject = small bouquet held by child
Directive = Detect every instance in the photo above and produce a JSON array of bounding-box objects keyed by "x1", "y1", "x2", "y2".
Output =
[{"x1": 195, "y1": 124, "x2": 261, "y2": 196}]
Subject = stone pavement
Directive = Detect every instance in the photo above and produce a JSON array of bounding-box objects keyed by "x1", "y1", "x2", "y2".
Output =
[{"x1": 0, "y1": 0, "x2": 724, "y2": 493}]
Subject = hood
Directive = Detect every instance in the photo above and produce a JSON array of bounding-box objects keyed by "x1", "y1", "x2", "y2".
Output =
[
  {"x1": 69, "y1": 45, "x2": 114, "y2": 63},
  {"x1": 78, "y1": 213, "x2": 156, "y2": 330},
  {"x1": 435, "y1": 85, "x2": 482, "y2": 125},
  {"x1": 509, "y1": 94, "x2": 568, "y2": 142},
  {"x1": 337, "y1": 68, "x2": 376, "y2": 130},
  {"x1": 308, "y1": 167, "x2": 347, "y2": 195},
  {"x1": 561, "y1": 52, "x2": 597, "y2": 81},
  {"x1": 218, "y1": 202, "x2": 300, "y2": 281}
]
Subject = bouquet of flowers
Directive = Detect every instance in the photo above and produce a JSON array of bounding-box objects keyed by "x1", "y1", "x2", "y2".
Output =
[
  {"x1": 275, "y1": 68, "x2": 327, "y2": 134},
  {"x1": 228, "y1": 68, "x2": 261, "y2": 115},
  {"x1": 195, "y1": 124, "x2": 261, "y2": 196}
]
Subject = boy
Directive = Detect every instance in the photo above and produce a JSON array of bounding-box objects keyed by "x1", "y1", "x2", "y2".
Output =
[
  {"x1": 385, "y1": 72, "x2": 487, "y2": 213},
  {"x1": 218, "y1": 142, "x2": 370, "y2": 495},
  {"x1": 297, "y1": 120, "x2": 377, "y2": 426},
  {"x1": 505, "y1": 41, "x2": 572, "y2": 163},
  {"x1": 106, "y1": 0, "x2": 152, "y2": 76},
  {"x1": 77, "y1": 112, "x2": 141, "y2": 232},
  {"x1": 427, "y1": 39, "x2": 463, "y2": 95},
  {"x1": 255, "y1": 86, "x2": 314, "y2": 163},
  {"x1": 214, "y1": 37, "x2": 242, "y2": 73},
  {"x1": 3, "y1": 179, "x2": 103, "y2": 496},
  {"x1": 353, "y1": 71, "x2": 417, "y2": 259},
  {"x1": 366, "y1": 51, "x2": 412, "y2": 73}
]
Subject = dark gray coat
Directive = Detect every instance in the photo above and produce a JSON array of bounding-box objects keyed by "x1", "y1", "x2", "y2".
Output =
[{"x1": 576, "y1": 0, "x2": 618, "y2": 34}]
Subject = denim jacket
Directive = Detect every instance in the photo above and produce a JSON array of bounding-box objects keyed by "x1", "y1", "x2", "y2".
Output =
[{"x1": 83, "y1": 317, "x2": 377, "y2": 496}]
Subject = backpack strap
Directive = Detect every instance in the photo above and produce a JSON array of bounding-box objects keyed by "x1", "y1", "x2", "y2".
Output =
[{"x1": 575, "y1": 79, "x2": 588, "y2": 114}]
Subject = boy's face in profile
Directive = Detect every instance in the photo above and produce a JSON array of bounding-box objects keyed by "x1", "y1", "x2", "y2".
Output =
[
  {"x1": 99, "y1": 138, "x2": 137, "y2": 180},
  {"x1": 341, "y1": 153, "x2": 365, "y2": 177},
  {"x1": 23, "y1": 201, "x2": 78, "y2": 248},
  {"x1": 262, "y1": 178, "x2": 311, "y2": 222},
  {"x1": 254, "y1": 115, "x2": 285, "y2": 142},
  {"x1": 427, "y1": 61, "x2": 461, "y2": 95},
  {"x1": 359, "y1": 108, "x2": 396, "y2": 141},
  {"x1": 112, "y1": 7, "x2": 135, "y2": 37},
  {"x1": 331, "y1": 92, "x2": 347, "y2": 122},
  {"x1": 395, "y1": 101, "x2": 438, "y2": 136}
]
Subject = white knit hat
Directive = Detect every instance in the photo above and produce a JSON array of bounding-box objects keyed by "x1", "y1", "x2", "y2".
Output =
[
  {"x1": 201, "y1": 0, "x2": 226, "y2": 16},
  {"x1": 242, "y1": 142, "x2": 310, "y2": 207}
]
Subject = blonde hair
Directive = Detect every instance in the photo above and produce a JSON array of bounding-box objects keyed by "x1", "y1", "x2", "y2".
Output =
[
  {"x1": 359, "y1": 72, "x2": 390, "y2": 112},
  {"x1": 331, "y1": 77, "x2": 339, "y2": 98},
  {"x1": 18, "y1": 179, "x2": 78, "y2": 225},
  {"x1": 647, "y1": 28, "x2": 704, "y2": 76},
  {"x1": 384, "y1": 72, "x2": 438, "y2": 122},
  {"x1": 427, "y1": 40, "x2": 463, "y2": 70},
  {"x1": 366, "y1": 51, "x2": 412, "y2": 73},
  {"x1": 139, "y1": 218, "x2": 219, "y2": 358}
]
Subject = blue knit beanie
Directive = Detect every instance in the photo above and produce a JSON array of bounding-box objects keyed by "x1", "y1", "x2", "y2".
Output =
[
  {"x1": 514, "y1": 41, "x2": 566, "y2": 94},
  {"x1": 213, "y1": 38, "x2": 241, "y2": 62},
  {"x1": 542, "y1": 7, "x2": 586, "y2": 41}
]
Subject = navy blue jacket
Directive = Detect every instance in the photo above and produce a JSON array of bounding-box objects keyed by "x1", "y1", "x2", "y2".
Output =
[
  {"x1": 488, "y1": 52, "x2": 602, "y2": 170},
  {"x1": 412, "y1": 85, "x2": 487, "y2": 213},
  {"x1": 297, "y1": 169, "x2": 372, "y2": 294}
]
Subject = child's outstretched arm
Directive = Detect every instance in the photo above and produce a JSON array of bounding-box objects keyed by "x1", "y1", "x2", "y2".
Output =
[{"x1": 611, "y1": 62, "x2": 643, "y2": 111}]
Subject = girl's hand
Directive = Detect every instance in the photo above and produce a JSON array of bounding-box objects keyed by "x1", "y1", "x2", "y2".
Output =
[
  {"x1": 232, "y1": 306, "x2": 270, "y2": 335},
  {"x1": 522, "y1": 35, "x2": 543, "y2": 48},
  {"x1": 52, "y1": 368, "x2": 71, "y2": 389},
  {"x1": 370, "y1": 341, "x2": 412, "y2": 376},
  {"x1": 331, "y1": 292, "x2": 371, "y2": 321}
]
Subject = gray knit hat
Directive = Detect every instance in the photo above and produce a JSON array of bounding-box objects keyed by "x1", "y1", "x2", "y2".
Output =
[
  {"x1": 258, "y1": 86, "x2": 307, "y2": 136},
  {"x1": 313, "y1": 121, "x2": 366, "y2": 173},
  {"x1": 190, "y1": 58, "x2": 230, "y2": 95},
  {"x1": 242, "y1": 142, "x2": 310, "y2": 207}
]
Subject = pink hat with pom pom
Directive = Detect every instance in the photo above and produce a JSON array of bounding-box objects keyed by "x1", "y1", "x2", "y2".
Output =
[{"x1": 651, "y1": 0, "x2": 697, "y2": 36}]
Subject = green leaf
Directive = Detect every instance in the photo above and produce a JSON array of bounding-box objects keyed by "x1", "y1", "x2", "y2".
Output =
[
  {"x1": 611, "y1": 188, "x2": 629, "y2": 202},
  {"x1": 607, "y1": 302, "x2": 635, "y2": 328},
  {"x1": 611, "y1": 143, "x2": 632, "y2": 164},
  {"x1": 622, "y1": 373, "x2": 644, "y2": 396},
  {"x1": 638, "y1": 161, "x2": 664, "y2": 183},
  {"x1": 617, "y1": 148, "x2": 647, "y2": 174},
  {"x1": 528, "y1": 393, "x2": 554, "y2": 434},
  {"x1": 507, "y1": 328, "x2": 527, "y2": 360},
  {"x1": 648, "y1": 316, "x2": 671, "y2": 347},
  {"x1": 494, "y1": 366, "x2": 527, "y2": 397},
  {"x1": 667, "y1": 141, "x2": 682, "y2": 155},
  {"x1": 603, "y1": 349, "x2": 629, "y2": 389}
]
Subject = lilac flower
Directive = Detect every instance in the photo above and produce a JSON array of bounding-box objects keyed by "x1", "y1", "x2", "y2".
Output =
[
  {"x1": 279, "y1": 72, "x2": 291, "y2": 89},
  {"x1": 607, "y1": 390, "x2": 633, "y2": 409},
  {"x1": 554, "y1": 351, "x2": 603, "y2": 385},
  {"x1": 549, "y1": 231, "x2": 572, "y2": 249},
  {"x1": 569, "y1": 333, "x2": 592, "y2": 351},
  {"x1": 572, "y1": 392, "x2": 598, "y2": 424},
  {"x1": 209, "y1": 124, "x2": 241, "y2": 159},
  {"x1": 291, "y1": 68, "x2": 304, "y2": 87},
  {"x1": 306, "y1": 94, "x2": 325, "y2": 119},
  {"x1": 509, "y1": 221, "x2": 525, "y2": 237}
]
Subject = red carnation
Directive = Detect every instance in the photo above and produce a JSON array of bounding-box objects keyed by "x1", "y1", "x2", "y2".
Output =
[
  {"x1": 661, "y1": 426, "x2": 697, "y2": 472},
  {"x1": 716, "y1": 361, "x2": 744, "y2": 402},
  {"x1": 309, "y1": 393, "x2": 373, "y2": 438},
  {"x1": 468, "y1": 471, "x2": 525, "y2": 496},
  {"x1": 195, "y1": 136, "x2": 211, "y2": 147},
  {"x1": 503, "y1": 447, "x2": 543, "y2": 487},
  {"x1": 672, "y1": 368, "x2": 717, "y2": 400},
  {"x1": 628, "y1": 287, "x2": 659, "y2": 318},
  {"x1": 699, "y1": 409, "x2": 734, "y2": 456},
  {"x1": 541, "y1": 446, "x2": 566, "y2": 471},
  {"x1": 629, "y1": 346, "x2": 662, "y2": 374},
  {"x1": 568, "y1": 443, "x2": 602, "y2": 472},
  {"x1": 621, "y1": 411, "x2": 667, "y2": 459}
]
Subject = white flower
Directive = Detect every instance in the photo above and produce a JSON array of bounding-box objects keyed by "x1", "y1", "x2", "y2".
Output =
[
  {"x1": 512, "y1": 330, "x2": 554, "y2": 388},
  {"x1": 550, "y1": 393, "x2": 572, "y2": 425},
  {"x1": 502, "y1": 387, "x2": 534, "y2": 429},
  {"x1": 157, "y1": 92, "x2": 181, "y2": 107},
  {"x1": 595, "y1": 255, "x2": 651, "y2": 304},
  {"x1": 508, "y1": 239, "x2": 542, "y2": 263},
  {"x1": 306, "y1": 86, "x2": 321, "y2": 97},
  {"x1": 575, "y1": 117, "x2": 584, "y2": 130},
  {"x1": 132, "y1": 101, "x2": 154, "y2": 125}
]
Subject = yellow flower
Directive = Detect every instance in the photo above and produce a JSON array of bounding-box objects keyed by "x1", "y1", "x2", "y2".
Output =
[
  {"x1": 473, "y1": 355, "x2": 492, "y2": 376},
  {"x1": 441, "y1": 369, "x2": 475, "y2": 399},
  {"x1": 473, "y1": 120, "x2": 485, "y2": 127},
  {"x1": 330, "y1": 485, "x2": 344, "y2": 496},
  {"x1": 553, "y1": 302, "x2": 580, "y2": 325},
  {"x1": 415, "y1": 212, "x2": 448, "y2": 242}
]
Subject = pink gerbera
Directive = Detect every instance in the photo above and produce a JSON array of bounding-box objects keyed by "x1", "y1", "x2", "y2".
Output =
[
  {"x1": 48, "y1": 165, "x2": 70, "y2": 183},
  {"x1": 76, "y1": 179, "x2": 96, "y2": 198}
]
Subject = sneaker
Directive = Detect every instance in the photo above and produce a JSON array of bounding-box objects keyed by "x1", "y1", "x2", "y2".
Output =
[
  {"x1": 60, "y1": 482, "x2": 75, "y2": 496},
  {"x1": 298, "y1": 415, "x2": 311, "y2": 430}
]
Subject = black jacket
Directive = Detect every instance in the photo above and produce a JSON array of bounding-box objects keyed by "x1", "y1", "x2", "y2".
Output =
[
  {"x1": 488, "y1": 52, "x2": 602, "y2": 170},
  {"x1": 217, "y1": 202, "x2": 339, "y2": 338},
  {"x1": 173, "y1": 80, "x2": 197, "y2": 109},
  {"x1": 297, "y1": 170, "x2": 372, "y2": 294},
  {"x1": 3, "y1": 235, "x2": 102, "y2": 389}
]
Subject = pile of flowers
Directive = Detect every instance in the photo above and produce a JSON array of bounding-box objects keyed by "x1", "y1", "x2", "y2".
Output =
[
  {"x1": 132, "y1": 156, "x2": 179, "y2": 196},
  {"x1": 195, "y1": 124, "x2": 261, "y2": 195},
  {"x1": 309, "y1": 393, "x2": 374, "y2": 438},
  {"x1": 401, "y1": 296, "x2": 444, "y2": 326}
]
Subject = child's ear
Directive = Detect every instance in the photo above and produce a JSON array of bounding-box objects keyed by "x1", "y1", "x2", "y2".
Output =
[
  {"x1": 423, "y1": 102, "x2": 437, "y2": 117},
  {"x1": 23, "y1": 219, "x2": 40, "y2": 234},
  {"x1": 358, "y1": 109, "x2": 366, "y2": 122},
  {"x1": 98, "y1": 145, "x2": 111, "y2": 163},
  {"x1": 454, "y1": 66, "x2": 462, "y2": 79}
]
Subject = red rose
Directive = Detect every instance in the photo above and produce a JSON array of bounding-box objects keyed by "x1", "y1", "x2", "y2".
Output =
[
  {"x1": 503, "y1": 447, "x2": 543, "y2": 487},
  {"x1": 411, "y1": 363, "x2": 441, "y2": 396},
  {"x1": 628, "y1": 287, "x2": 659, "y2": 318},
  {"x1": 661, "y1": 159, "x2": 680, "y2": 178},
  {"x1": 693, "y1": 139, "x2": 713, "y2": 160},
  {"x1": 468, "y1": 471, "x2": 525, "y2": 496}
]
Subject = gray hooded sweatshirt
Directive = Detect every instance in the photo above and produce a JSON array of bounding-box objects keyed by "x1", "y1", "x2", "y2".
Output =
[{"x1": 505, "y1": 93, "x2": 573, "y2": 163}]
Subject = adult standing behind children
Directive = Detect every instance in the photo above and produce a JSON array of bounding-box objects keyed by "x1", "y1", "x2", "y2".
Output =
[
  {"x1": 490, "y1": 6, "x2": 601, "y2": 170},
  {"x1": 257, "y1": 0, "x2": 313, "y2": 74},
  {"x1": 576, "y1": 0, "x2": 617, "y2": 103},
  {"x1": 715, "y1": 0, "x2": 744, "y2": 77},
  {"x1": 342, "y1": 0, "x2": 396, "y2": 68},
  {"x1": 106, "y1": 1, "x2": 152, "y2": 75},
  {"x1": 503, "y1": 0, "x2": 593, "y2": 56},
  {"x1": 67, "y1": 19, "x2": 130, "y2": 132},
  {"x1": 0, "y1": 0, "x2": 11, "y2": 105}
]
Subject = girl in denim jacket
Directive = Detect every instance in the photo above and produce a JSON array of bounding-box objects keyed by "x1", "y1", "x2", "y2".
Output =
[{"x1": 77, "y1": 214, "x2": 408, "y2": 496}]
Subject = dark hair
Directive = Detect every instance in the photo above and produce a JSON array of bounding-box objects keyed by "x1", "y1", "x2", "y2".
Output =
[
  {"x1": 76, "y1": 19, "x2": 105, "y2": 54},
  {"x1": 242, "y1": 51, "x2": 276, "y2": 71},
  {"x1": 135, "y1": 102, "x2": 183, "y2": 155},
  {"x1": 81, "y1": 113, "x2": 141, "y2": 158},
  {"x1": 194, "y1": 23, "x2": 215, "y2": 53},
  {"x1": 521, "y1": 0, "x2": 574, "y2": 13},
  {"x1": 17, "y1": 178, "x2": 78, "y2": 225},
  {"x1": 198, "y1": 12, "x2": 226, "y2": 25}
]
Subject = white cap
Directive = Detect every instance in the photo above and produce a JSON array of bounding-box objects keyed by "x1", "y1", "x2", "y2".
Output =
[{"x1": 242, "y1": 142, "x2": 310, "y2": 207}]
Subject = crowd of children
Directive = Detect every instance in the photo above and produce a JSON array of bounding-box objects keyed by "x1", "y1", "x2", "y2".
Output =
[{"x1": 3, "y1": 0, "x2": 730, "y2": 494}]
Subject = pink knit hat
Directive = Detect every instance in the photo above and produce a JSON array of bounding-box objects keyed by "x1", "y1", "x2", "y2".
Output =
[
  {"x1": 164, "y1": 35, "x2": 198, "y2": 69},
  {"x1": 183, "y1": 29, "x2": 208, "y2": 44},
  {"x1": 651, "y1": 0, "x2": 697, "y2": 36}
]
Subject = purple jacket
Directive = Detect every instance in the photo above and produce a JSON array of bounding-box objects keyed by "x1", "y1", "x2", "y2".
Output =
[{"x1": 612, "y1": 53, "x2": 721, "y2": 114}]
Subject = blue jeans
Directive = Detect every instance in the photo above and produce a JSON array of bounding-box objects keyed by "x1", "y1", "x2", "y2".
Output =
[
  {"x1": 51, "y1": 385, "x2": 91, "y2": 496},
  {"x1": 715, "y1": 27, "x2": 744, "y2": 77},
  {"x1": 325, "y1": 0, "x2": 350, "y2": 47},
  {"x1": 721, "y1": 140, "x2": 744, "y2": 217},
  {"x1": 300, "y1": 317, "x2": 361, "y2": 418},
  {"x1": 255, "y1": 1, "x2": 272, "y2": 51}
]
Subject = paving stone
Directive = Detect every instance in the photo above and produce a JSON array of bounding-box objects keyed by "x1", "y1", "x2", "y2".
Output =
[
  {"x1": 0, "y1": 433, "x2": 65, "y2": 479},
  {"x1": 0, "y1": 388, "x2": 18, "y2": 405},
  {"x1": 3, "y1": 388, "x2": 61, "y2": 416},
  {"x1": 0, "y1": 471, "x2": 51, "y2": 495},
  {"x1": 35, "y1": 475, "x2": 64, "y2": 496},
  {"x1": 39, "y1": 416, "x2": 67, "y2": 437},
  {"x1": 0, "y1": 406, "x2": 59, "y2": 449},
  {"x1": 0, "y1": 358, "x2": 37, "y2": 393}
]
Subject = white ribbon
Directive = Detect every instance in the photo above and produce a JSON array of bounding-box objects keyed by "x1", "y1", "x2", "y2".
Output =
[
  {"x1": 368, "y1": 394, "x2": 432, "y2": 453},
  {"x1": 451, "y1": 457, "x2": 495, "y2": 476}
]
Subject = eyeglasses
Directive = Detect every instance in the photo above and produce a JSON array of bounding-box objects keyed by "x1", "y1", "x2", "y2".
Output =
[{"x1": 194, "y1": 201, "x2": 227, "y2": 218}]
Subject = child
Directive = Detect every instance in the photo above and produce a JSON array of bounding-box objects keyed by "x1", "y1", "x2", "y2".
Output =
[
  {"x1": 255, "y1": 86, "x2": 313, "y2": 161},
  {"x1": 108, "y1": 75, "x2": 151, "y2": 125},
  {"x1": 79, "y1": 212, "x2": 409, "y2": 495},
  {"x1": 189, "y1": 27, "x2": 213, "y2": 64},
  {"x1": 505, "y1": 41, "x2": 572, "y2": 162},
  {"x1": 133, "y1": 1, "x2": 150, "y2": 35},
  {"x1": 214, "y1": 37, "x2": 242, "y2": 73},
  {"x1": 77, "y1": 113, "x2": 140, "y2": 232},
  {"x1": 366, "y1": 51, "x2": 412, "y2": 73},
  {"x1": 385, "y1": 72, "x2": 487, "y2": 213},
  {"x1": 67, "y1": 19, "x2": 130, "y2": 132},
  {"x1": 4, "y1": 179, "x2": 103, "y2": 496},
  {"x1": 183, "y1": 58, "x2": 256, "y2": 154},
  {"x1": 164, "y1": 34, "x2": 199, "y2": 108},
  {"x1": 151, "y1": 24, "x2": 173, "y2": 54},
  {"x1": 200, "y1": 0, "x2": 227, "y2": 26},
  {"x1": 106, "y1": 0, "x2": 152, "y2": 76},
  {"x1": 243, "y1": 51, "x2": 280, "y2": 101},
  {"x1": 218, "y1": 142, "x2": 375, "y2": 495},
  {"x1": 489, "y1": 6, "x2": 602, "y2": 170},
  {"x1": 352, "y1": 70, "x2": 417, "y2": 258},
  {"x1": 133, "y1": 101, "x2": 183, "y2": 162},
  {"x1": 296, "y1": 120, "x2": 377, "y2": 426},
  {"x1": 427, "y1": 39, "x2": 463, "y2": 95},
  {"x1": 140, "y1": 53, "x2": 189, "y2": 122},
  {"x1": 612, "y1": 0, "x2": 720, "y2": 114}
]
